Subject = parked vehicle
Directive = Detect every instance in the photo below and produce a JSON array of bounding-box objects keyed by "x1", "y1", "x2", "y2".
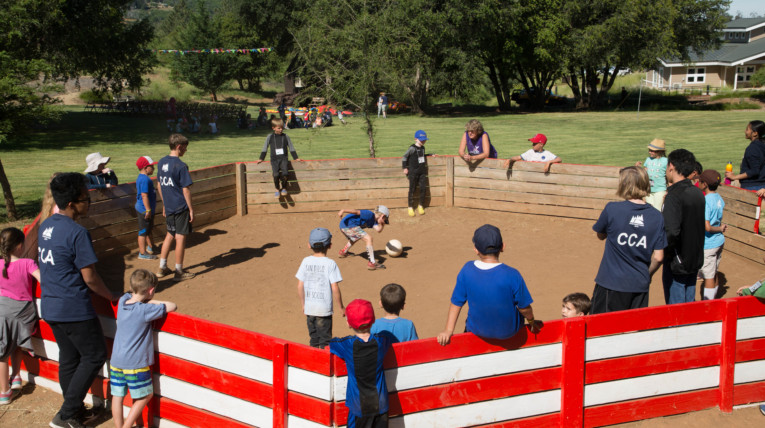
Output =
[{"x1": 511, "y1": 88, "x2": 568, "y2": 106}]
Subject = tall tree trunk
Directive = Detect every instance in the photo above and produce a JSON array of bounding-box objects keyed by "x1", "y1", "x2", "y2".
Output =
[
  {"x1": 0, "y1": 158, "x2": 18, "y2": 221},
  {"x1": 365, "y1": 115, "x2": 375, "y2": 157},
  {"x1": 486, "y1": 61, "x2": 510, "y2": 110},
  {"x1": 211, "y1": 91, "x2": 218, "y2": 102},
  {"x1": 237, "y1": 79, "x2": 244, "y2": 90}
]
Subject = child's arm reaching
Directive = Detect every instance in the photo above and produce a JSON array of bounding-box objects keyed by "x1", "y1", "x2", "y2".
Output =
[
  {"x1": 437, "y1": 303, "x2": 463, "y2": 346},
  {"x1": 149, "y1": 300, "x2": 178, "y2": 312},
  {"x1": 544, "y1": 157, "x2": 562, "y2": 173},
  {"x1": 705, "y1": 221, "x2": 727, "y2": 234},
  {"x1": 337, "y1": 208, "x2": 360, "y2": 217}
]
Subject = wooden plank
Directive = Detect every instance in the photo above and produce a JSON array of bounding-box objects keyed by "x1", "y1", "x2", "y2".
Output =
[
  {"x1": 454, "y1": 165, "x2": 620, "y2": 189},
  {"x1": 247, "y1": 187, "x2": 443, "y2": 205},
  {"x1": 246, "y1": 176, "x2": 445, "y2": 193},
  {"x1": 725, "y1": 226, "x2": 765, "y2": 250},
  {"x1": 454, "y1": 197, "x2": 600, "y2": 220},
  {"x1": 718, "y1": 185, "x2": 759, "y2": 205},
  {"x1": 89, "y1": 181, "x2": 234, "y2": 215},
  {"x1": 723, "y1": 238, "x2": 765, "y2": 264},
  {"x1": 247, "y1": 197, "x2": 445, "y2": 214},
  {"x1": 722, "y1": 197, "x2": 759, "y2": 219},
  {"x1": 455, "y1": 176, "x2": 617, "y2": 200},
  {"x1": 454, "y1": 187, "x2": 611, "y2": 211},
  {"x1": 190, "y1": 175, "x2": 237, "y2": 194},
  {"x1": 505, "y1": 160, "x2": 621, "y2": 178},
  {"x1": 236, "y1": 162, "x2": 247, "y2": 216},
  {"x1": 245, "y1": 157, "x2": 446, "y2": 173},
  {"x1": 88, "y1": 182, "x2": 140, "y2": 203},
  {"x1": 446, "y1": 156, "x2": 454, "y2": 208},
  {"x1": 189, "y1": 164, "x2": 236, "y2": 181},
  {"x1": 724, "y1": 210, "x2": 758, "y2": 231}
]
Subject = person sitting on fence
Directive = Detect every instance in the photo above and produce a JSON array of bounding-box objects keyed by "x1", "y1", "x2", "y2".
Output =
[
  {"x1": 0, "y1": 227, "x2": 40, "y2": 405},
  {"x1": 698, "y1": 170, "x2": 727, "y2": 300},
  {"x1": 84, "y1": 152, "x2": 119, "y2": 189},
  {"x1": 370, "y1": 283, "x2": 419, "y2": 342},
  {"x1": 256, "y1": 118, "x2": 302, "y2": 198},
  {"x1": 329, "y1": 299, "x2": 394, "y2": 428},
  {"x1": 561, "y1": 292, "x2": 591, "y2": 318},
  {"x1": 437, "y1": 224, "x2": 541, "y2": 345},
  {"x1": 458, "y1": 119, "x2": 497, "y2": 164},
  {"x1": 110, "y1": 269, "x2": 176, "y2": 428},
  {"x1": 505, "y1": 133, "x2": 562, "y2": 174}
]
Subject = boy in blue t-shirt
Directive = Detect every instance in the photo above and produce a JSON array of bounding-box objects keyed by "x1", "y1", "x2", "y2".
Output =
[
  {"x1": 156, "y1": 134, "x2": 195, "y2": 282},
  {"x1": 110, "y1": 269, "x2": 176, "y2": 428},
  {"x1": 337, "y1": 206, "x2": 390, "y2": 271},
  {"x1": 135, "y1": 156, "x2": 158, "y2": 260},
  {"x1": 329, "y1": 299, "x2": 393, "y2": 428},
  {"x1": 370, "y1": 283, "x2": 418, "y2": 342},
  {"x1": 698, "y1": 170, "x2": 727, "y2": 300},
  {"x1": 38, "y1": 172, "x2": 119, "y2": 428},
  {"x1": 437, "y1": 224, "x2": 541, "y2": 345}
]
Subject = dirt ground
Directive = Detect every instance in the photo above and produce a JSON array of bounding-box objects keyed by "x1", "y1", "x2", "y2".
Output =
[{"x1": 5, "y1": 207, "x2": 765, "y2": 427}]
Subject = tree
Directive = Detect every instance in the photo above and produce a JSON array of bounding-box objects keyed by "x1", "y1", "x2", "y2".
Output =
[
  {"x1": 169, "y1": 0, "x2": 236, "y2": 101},
  {"x1": 0, "y1": 0, "x2": 155, "y2": 220}
]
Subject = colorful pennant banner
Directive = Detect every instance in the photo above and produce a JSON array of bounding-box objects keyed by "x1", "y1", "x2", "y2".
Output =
[{"x1": 151, "y1": 48, "x2": 273, "y2": 55}]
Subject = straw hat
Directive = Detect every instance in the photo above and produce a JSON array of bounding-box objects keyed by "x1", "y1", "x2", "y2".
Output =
[
  {"x1": 84, "y1": 152, "x2": 110, "y2": 173},
  {"x1": 647, "y1": 139, "x2": 665, "y2": 151}
]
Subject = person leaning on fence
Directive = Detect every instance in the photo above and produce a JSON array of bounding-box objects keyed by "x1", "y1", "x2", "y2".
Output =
[
  {"x1": 505, "y1": 133, "x2": 561, "y2": 173},
  {"x1": 84, "y1": 152, "x2": 118, "y2": 190},
  {"x1": 437, "y1": 224, "x2": 541, "y2": 345},
  {"x1": 459, "y1": 119, "x2": 497, "y2": 164},
  {"x1": 256, "y1": 118, "x2": 302, "y2": 198}
]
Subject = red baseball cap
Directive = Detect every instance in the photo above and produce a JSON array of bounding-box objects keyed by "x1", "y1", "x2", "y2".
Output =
[
  {"x1": 529, "y1": 134, "x2": 547, "y2": 145},
  {"x1": 346, "y1": 299, "x2": 375, "y2": 330},
  {"x1": 136, "y1": 156, "x2": 158, "y2": 170}
]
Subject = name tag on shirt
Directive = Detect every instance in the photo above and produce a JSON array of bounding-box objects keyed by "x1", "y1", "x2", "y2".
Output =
[
  {"x1": 275, "y1": 148, "x2": 285, "y2": 155},
  {"x1": 418, "y1": 156, "x2": 425, "y2": 164}
]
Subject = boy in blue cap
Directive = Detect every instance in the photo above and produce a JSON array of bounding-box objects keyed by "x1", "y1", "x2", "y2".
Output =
[
  {"x1": 402, "y1": 130, "x2": 434, "y2": 216},
  {"x1": 437, "y1": 224, "x2": 541, "y2": 345}
]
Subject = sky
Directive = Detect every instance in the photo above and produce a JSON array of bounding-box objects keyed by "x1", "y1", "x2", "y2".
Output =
[{"x1": 728, "y1": 0, "x2": 762, "y2": 17}]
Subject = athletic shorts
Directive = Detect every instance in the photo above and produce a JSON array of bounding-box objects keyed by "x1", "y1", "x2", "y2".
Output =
[
  {"x1": 166, "y1": 209, "x2": 192, "y2": 236},
  {"x1": 340, "y1": 226, "x2": 367, "y2": 243},
  {"x1": 699, "y1": 245, "x2": 723, "y2": 279},
  {"x1": 137, "y1": 211, "x2": 154, "y2": 237},
  {"x1": 110, "y1": 366, "x2": 153, "y2": 399},
  {"x1": 271, "y1": 156, "x2": 289, "y2": 178}
]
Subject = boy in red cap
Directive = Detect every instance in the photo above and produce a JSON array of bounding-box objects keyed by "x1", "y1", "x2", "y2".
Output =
[
  {"x1": 329, "y1": 299, "x2": 394, "y2": 428},
  {"x1": 505, "y1": 133, "x2": 561, "y2": 173},
  {"x1": 135, "y1": 156, "x2": 158, "y2": 260}
]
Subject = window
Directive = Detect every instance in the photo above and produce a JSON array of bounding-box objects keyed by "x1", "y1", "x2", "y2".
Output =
[
  {"x1": 687, "y1": 68, "x2": 705, "y2": 83},
  {"x1": 737, "y1": 66, "x2": 756, "y2": 82}
]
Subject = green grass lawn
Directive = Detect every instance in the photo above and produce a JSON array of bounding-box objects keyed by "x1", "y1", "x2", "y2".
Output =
[{"x1": 1, "y1": 105, "x2": 761, "y2": 225}]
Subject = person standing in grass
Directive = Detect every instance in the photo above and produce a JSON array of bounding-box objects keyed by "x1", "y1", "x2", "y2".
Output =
[{"x1": 635, "y1": 139, "x2": 668, "y2": 211}]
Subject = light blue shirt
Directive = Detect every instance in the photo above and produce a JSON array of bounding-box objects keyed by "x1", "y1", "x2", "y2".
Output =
[
  {"x1": 644, "y1": 156, "x2": 668, "y2": 193},
  {"x1": 704, "y1": 192, "x2": 725, "y2": 249},
  {"x1": 370, "y1": 317, "x2": 418, "y2": 343}
]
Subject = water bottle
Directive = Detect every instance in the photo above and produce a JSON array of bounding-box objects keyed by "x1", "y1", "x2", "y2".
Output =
[{"x1": 725, "y1": 162, "x2": 733, "y2": 185}]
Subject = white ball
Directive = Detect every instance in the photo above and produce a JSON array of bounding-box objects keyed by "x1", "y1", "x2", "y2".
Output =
[{"x1": 385, "y1": 239, "x2": 403, "y2": 257}]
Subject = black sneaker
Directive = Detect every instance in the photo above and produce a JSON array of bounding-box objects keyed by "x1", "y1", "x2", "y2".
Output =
[
  {"x1": 77, "y1": 405, "x2": 104, "y2": 425},
  {"x1": 50, "y1": 413, "x2": 85, "y2": 428}
]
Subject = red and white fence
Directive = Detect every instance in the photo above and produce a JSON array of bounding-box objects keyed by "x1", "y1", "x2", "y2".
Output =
[{"x1": 19, "y1": 291, "x2": 765, "y2": 427}]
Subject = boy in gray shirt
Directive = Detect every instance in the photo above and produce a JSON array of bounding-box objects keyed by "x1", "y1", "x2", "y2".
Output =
[{"x1": 110, "y1": 269, "x2": 177, "y2": 428}]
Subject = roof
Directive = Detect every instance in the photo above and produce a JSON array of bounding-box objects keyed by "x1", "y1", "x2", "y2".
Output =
[
  {"x1": 660, "y1": 36, "x2": 765, "y2": 66},
  {"x1": 725, "y1": 18, "x2": 765, "y2": 31}
]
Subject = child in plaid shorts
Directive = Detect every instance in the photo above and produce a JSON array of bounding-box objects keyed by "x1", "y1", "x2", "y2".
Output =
[
  {"x1": 110, "y1": 270, "x2": 176, "y2": 428},
  {"x1": 337, "y1": 206, "x2": 390, "y2": 271}
]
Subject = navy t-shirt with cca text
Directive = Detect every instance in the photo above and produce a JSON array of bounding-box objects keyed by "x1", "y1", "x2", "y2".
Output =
[
  {"x1": 38, "y1": 214, "x2": 99, "y2": 322},
  {"x1": 157, "y1": 155, "x2": 193, "y2": 214}
]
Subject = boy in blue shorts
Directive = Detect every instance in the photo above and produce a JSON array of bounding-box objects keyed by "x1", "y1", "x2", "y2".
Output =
[
  {"x1": 437, "y1": 224, "x2": 541, "y2": 345},
  {"x1": 698, "y1": 169, "x2": 727, "y2": 300},
  {"x1": 337, "y1": 206, "x2": 390, "y2": 270},
  {"x1": 135, "y1": 156, "x2": 158, "y2": 260},
  {"x1": 110, "y1": 269, "x2": 176, "y2": 428},
  {"x1": 329, "y1": 299, "x2": 394, "y2": 428},
  {"x1": 371, "y1": 283, "x2": 418, "y2": 342},
  {"x1": 156, "y1": 134, "x2": 195, "y2": 282}
]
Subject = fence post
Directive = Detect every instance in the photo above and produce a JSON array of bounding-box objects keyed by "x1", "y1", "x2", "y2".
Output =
[
  {"x1": 719, "y1": 300, "x2": 738, "y2": 412},
  {"x1": 561, "y1": 317, "x2": 586, "y2": 426},
  {"x1": 445, "y1": 156, "x2": 454, "y2": 207},
  {"x1": 236, "y1": 162, "x2": 248, "y2": 216},
  {"x1": 273, "y1": 341, "x2": 289, "y2": 428}
]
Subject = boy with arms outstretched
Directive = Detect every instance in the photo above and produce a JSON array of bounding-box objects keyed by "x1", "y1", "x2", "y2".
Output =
[
  {"x1": 110, "y1": 269, "x2": 177, "y2": 428},
  {"x1": 296, "y1": 228, "x2": 345, "y2": 348},
  {"x1": 338, "y1": 206, "x2": 390, "y2": 270},
  {"x1": 156, "y1": 134, "x2": 195, "y2": 281},
  {"x1": 329, "y1": 299, "x2": 394, "y2": 428},
  {"x1": 256, "y1": 118, "x2": 301, "y2": 197}
]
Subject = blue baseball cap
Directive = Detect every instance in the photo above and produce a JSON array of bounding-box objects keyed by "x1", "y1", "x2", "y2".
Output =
[
  {"x1": 309, "y1": 228, "x2": 332, "y2": 246},
  {"x1": 473, "y1": 224, "x2": 503, "y2": 254},
  {"x1": 414, "y1": 130, "x2": 428, "y2": 141}
]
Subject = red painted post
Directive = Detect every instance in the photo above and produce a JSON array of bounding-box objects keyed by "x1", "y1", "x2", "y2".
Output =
[
  {"x1": 719, "y1": 300, "x2": 738, "y2": 412},
  {"x1": 561, "y1": 317, "x2": 586, "y2": 427},
  {"x1": 272, "y1": 341, "x2": 289, "y2": 428}
]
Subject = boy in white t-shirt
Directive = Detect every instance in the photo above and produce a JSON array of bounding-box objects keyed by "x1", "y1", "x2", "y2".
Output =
[
  {"x1": 296, "y1": 228, "x2": 345, "y2": 348},
  {"x1": 505, "y1": 133, "x2": 561, "y2": 173}
]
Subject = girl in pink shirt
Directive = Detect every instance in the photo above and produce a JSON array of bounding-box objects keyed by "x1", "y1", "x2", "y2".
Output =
[{"x1": 0, "y1": 227, "x2": 40, "y2": 404}]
